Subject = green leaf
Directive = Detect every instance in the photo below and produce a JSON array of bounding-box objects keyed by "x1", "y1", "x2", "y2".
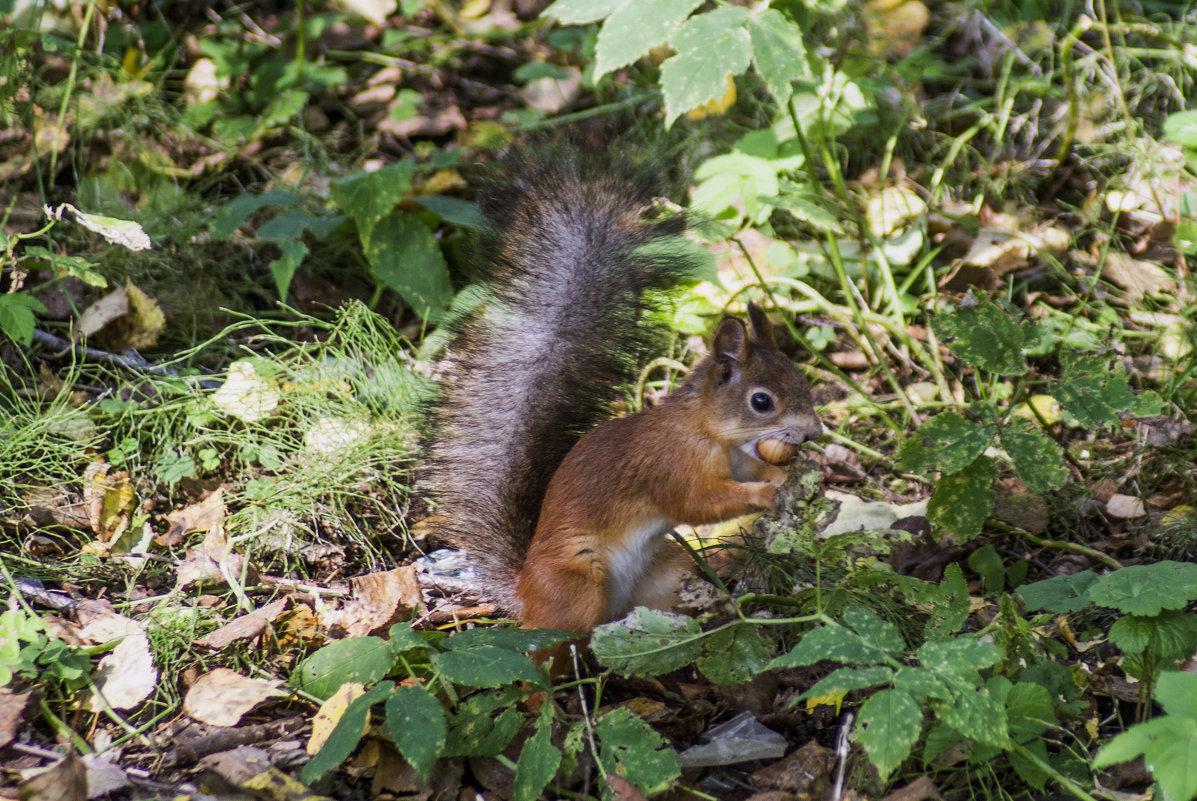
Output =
[
  {"x1": 515, "y1": 705, "x2": 562, "y2": 801},
  {"x1": 898, "y1": 412, "x2": 995, "y2": 475},
  {"x1": 293, "y1": 637, "x2": 397, "y2": 698},
  {"x1": 998, "y1": 423, "x2": 1068, "y2": 492},
  {"x1": 268, "y1": 240, "x2": 308, "y2": 301},
  {"x1": 387, "y1": 622, "x2": 430, "y2": 653},
  {"x1": 660, "y1": 7, "x2": 752, "y2": 125},
  {"x1": 1094, "y1": 714, "x2": 1197, "y2": 801},
  {"x1": 363, "y1": 213, "x2": 453, "y2": 321},
  {"x1": 1017, "y1": 571, "x2": 1097, "y2": 613},
  {"x1": 596, "y1": 707, "x2": 681, "y2": 796},
  {"x1": 842, "y1": 606, "x2": 905, "y2": 653},
  {"x1": 800, "y1": 665, "x2": 894, "y2": 700},
  {"x1": 856, "y1": 689, "x2": 922, "y2": 778},
  {"x1": 330, "y1": 161, "x2": 416, "y2": 245},
  {"x1": 1129, "y1": 390, "x2": 1163, "y2": 416},
  {"x1": 968, "y1": 544, "x2": 1005, "y2": 595},
  {"x1": 768, "y1": 621, "x2": 891, "y2": 669},
  {"x1": 747, "y1": 8, "x2": 809, "y2": 105},
  {"x1": 444, "y1": 627, "x2": 574, "y2": 653},
  {"x1": 386, "y1": 685, "x2": 447, "y2": 782},
  {"x1": 543, "y1": 0, "x2": 626, "y2": 25},
  {"x1": 916, "y1": 637, "x2": 1001, "y2": 679},
  {"x1": 927, "y1": 455, "x2": 996, "y2": 541},
  {"x1": 433, "y1": 645, "x2": 540, "y2": 688},
  {"x1": 445, "y1": 691, "x2": 524, "y2": 758},
  {"x1": 1054, "y1": 353, "x2": 1136, "y2": 428},
  {"x1": 591, "y1": 608, "x2": 703, "y2": 677},
  {"x1": 300, "y1": 681, "x2": 394, "y2": 785},
  {"x1": 1089, "y1": 561, "x2": 1197, "y2": 616},
  {"x1": 933, "y1": 292, "x2": 1027, "y2": 375},
  {"x1": 1109, "y1": 610, "x2": 1197, "y2": 661},
  {"x1": 1158, "y1": 670, "x2": 1197, "y2": 719},
  {"x1": 593, "y1": 0, "x2": 704, "y2": 81},
  {"x1": 892, "y1": 667, "x2": 951, "y2": 703},
  {"x1": 1008, "y1": 739, "x2": 1050, "y2": 791},
  {"x1": 210, "y1": 189, "x2": 300, "y2": 240},
  {"x1": 934, "y1": 683, "x2": 1009, "y2": 748},
  {"x1": 923, "y1": 564, "x2": 970, "y2": 640},
  {"x1": 410, "y1": 195, "x2": 484, "y2": 229},
  {"x1": 1163, "y1": 110, "x2": 1197, "y2": 147},
  {"x1": 696, "y1": 623, "x2": 771, "y2": 685},
  {"x1": 0, "y1": 293, "x2": 46, "y2": 346},
  {"x1": 1005, "y1": 682, "x2": 1055, "y2": 742}
]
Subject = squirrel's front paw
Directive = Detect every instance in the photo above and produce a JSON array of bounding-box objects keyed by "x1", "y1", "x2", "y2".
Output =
[{"x1": 749, "y1": 481, "x2": 777, "y2": 509}]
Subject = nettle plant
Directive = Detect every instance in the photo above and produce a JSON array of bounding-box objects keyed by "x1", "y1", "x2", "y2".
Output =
[{"x1": 898, "y1": 291, "x2": 1162, "y2": 540}]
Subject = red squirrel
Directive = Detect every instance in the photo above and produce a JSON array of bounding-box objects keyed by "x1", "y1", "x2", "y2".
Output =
[{"x1": 428, "y1": 151, "x2": 821, "y2": 636}]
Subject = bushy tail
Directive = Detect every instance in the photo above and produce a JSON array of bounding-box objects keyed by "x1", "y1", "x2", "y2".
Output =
[{"x1": 427, "y1": 151, "x2": 701, "y2": 612}]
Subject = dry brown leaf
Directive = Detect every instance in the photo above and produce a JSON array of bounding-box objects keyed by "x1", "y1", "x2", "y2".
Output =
[
  {"x1": 0, "y1": 688, "x2": 33, "y2": 750},
  {"x1": 175, "y1": 520, "x2": 257, "y2": 592},
  {"x1": 162, "y1": 489, "x2": 227, "y2": 547},
  {"x1": 324, "y1": 567, "x2": 423, "y2": 638},
  {"x1": 1102, "y1": 252, "x2": 1178, "y2": 302},
  {"x1": 18, "y1": 751, "x2": 87, "y2": 801},
  {"x1": 77, "y1": 603, "x2": 157, "y2": 712},
  {"x1": 74, "y1": 285, "x2": 129, "y2": 341},
  {"x1": 1107, "y1": 494, "x2": 1147, "y2": 519},
  {"x1": 194, "y1": 597, "x2": 291, "y2": 650},
  {"x1": 183, "y1": 669, "x2": 286, "y2": 727}
]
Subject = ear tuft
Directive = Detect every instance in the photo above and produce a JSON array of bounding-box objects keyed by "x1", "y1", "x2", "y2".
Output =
[{"x1": 712, "y1": 316, "x2": 749, "y2": 365}]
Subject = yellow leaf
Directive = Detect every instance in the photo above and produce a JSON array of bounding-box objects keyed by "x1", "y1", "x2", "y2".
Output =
[
  {"x1": 805, "y1": 688, "x2": 847, "y2": 713},
  {"x1": 687, "y1": 76, "x2": 737, "y2": 120},
  {"x1": 307, "y1": 683, "x2": 368, "y2": 756}
]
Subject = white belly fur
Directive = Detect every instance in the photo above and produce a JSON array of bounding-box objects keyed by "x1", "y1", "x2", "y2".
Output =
[{"x1": 606, "y1": 517, "x2": 673, "y2": 616}]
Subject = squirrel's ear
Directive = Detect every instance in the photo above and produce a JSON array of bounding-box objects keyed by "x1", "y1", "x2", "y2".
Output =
[
  {"x1": 713, "y1": 316, "x2": 749, "y2": 368},
  {"x1": 746, "y1": 302, "x2": 778, "y2": 350}
]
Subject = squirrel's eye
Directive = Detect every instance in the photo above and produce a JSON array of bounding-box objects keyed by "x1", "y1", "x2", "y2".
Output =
[{"x1": 750, "y1": 392, "x2": 774, "y2": 413}]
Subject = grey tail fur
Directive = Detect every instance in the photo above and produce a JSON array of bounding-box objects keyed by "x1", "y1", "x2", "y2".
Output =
[{"x1": 426, "y1": 150, "x2": 700, "y2": 613}]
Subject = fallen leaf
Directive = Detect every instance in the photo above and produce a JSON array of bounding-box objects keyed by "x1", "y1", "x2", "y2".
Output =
[
  {"x1": 74, "y1": 285, "x2": 129, "y2": 341},
  {"x1": 78, "y1": 603, "x2": 158, "y2": 713},
  {"x1": 323, "y1": 567, "x2": 423, "y2": 638},
  {"x1": 1102, "y1": 252, "x2": 1178, "y2": 301},
  {"x1": 18, "y1": 751, "x2": 87, "y2": 801},
  {"x1": 212, "y1": 361, "x2": 281, "y2": 423},
  {"x1": 183, "y1": 669, "x2": 286, "y2": 727},
  {"x1": 162, "y1": 489, "x2": 227, "y2": 547},
  {"x1": 81, "y1": 754, "x2": 129, "y2": 799},
  {"x1": 0, "y1": 688, "x2": 33, "y2": 749},
  {"x1": 1107, "y1": 494, "x2": 1147, "y2": 518},
  {"x1": 307, "y1": 682, "x2": 368, "y2": 756},
  {"x1": 194, "y1": 597, "x2": 290, "y2": 650}
]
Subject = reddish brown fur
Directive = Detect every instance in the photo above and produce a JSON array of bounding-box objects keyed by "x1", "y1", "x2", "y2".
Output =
[{"x1": 517, "y1": 306, "x2": 821, "y2": 636}]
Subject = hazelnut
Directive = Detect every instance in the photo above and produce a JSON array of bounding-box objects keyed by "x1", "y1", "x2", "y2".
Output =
[{"x1": 756, "y1": 438, "x2": 798, "y2": 466}]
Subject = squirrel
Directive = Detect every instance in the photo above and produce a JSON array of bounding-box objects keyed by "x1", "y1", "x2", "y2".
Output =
[{"x1": 428, "y1": 150, "x2": 822, "y2": 637}]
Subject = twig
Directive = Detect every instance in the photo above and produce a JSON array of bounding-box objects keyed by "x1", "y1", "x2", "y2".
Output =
[{"x1": 31, "y1": 328, "x2": 209, "y2": 380}]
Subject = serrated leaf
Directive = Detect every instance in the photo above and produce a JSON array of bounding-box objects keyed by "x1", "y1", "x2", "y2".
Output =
[
  {"x1": 1094, "y1": 715, "x2": 1197, "y2": 801},
  {"x1": 363, "y1": 213, "x2": 452, "y2": 321},
  {"x1": 515, "y1": 706, "x2": 562, "y2": 801},
  {"x1": 927, "y1": 455, "x2": 996, "y2": 541},
  {"x1": 300, "y1": 681, "x2": 393, "y2": 785},
  {"x1": 1108, "y1": 610, "x2": 1197, "y2": 660},
  {"x1": 800, "y1": 665, "x2": 893, "y2": 701},
  {"x1": 1005, "y1": 682, "x2": 1054, "y2": 742},
  {"x1": 933, "y1": 292, "x2": 1026, "y2": 375},
  {"x1": 445, "y1": 691, "x2": 524, "y2": 758},
  {"x1": 1089, "y1": 561, "x2": 1197, "y2": 616},
  {"x1": 591, "y1": 608, "x2": 703, "y2": 677},
  {"x1": 593, "y1": 0, "x2": 704, "y2": 80},
  {"x1": 934, "y1": 684, "x2": 1009, "y2": 748},
  {"x1": 923, "y1": 563, "x2": 971, "y2": 640},
  {"x1": 999, "y1": 424, "x2": 1068, "y2": 492},
  {"x1": 1008, "y1": 739, "x2": 1050, "y2": 790},
  {"x1": 856, "y1": 689, "x2": 922, "y2": 778},
  {"x1": 0, "y1": 293, "x2": 46, "y2": 347},
  {"x1": 660, "y1": 7, "x2": 751, "y2": 125},
  {"x1": 916, "y1": 637, "x2": 1001, "y2": 678},
  {"x1": 386, "y1": 685, "x2": 446, "y2": 782},
  {"x1": 1017, "y1": 571, "x2": 1098, "y2": 613},
  {"x1": 892, "y1": 667, "x2": 951, "y2": 702},
  {"x1": 1054, "y1": 352, "x2": 1136, "y2": 427},
  {"x1": 596, "y1": 708, "x2": 681, "y2": 796},
  {"x1": 294, "y1": 637, "x2": 397, "y2": 698},
  {"x1": 696, "y1": 623, "x2": 771, "y2": 685},
  {"x1": 898, "y1": 412, "x2": 995, "y2": 475},
  {"x1": 1129, "y1": 390, "x2": 1163, "y2": 416},
  {"x1": 747, "y1": 8, "x2": 809, "y2": 104},
  {"x1": 768, "y1": 622, "x2": 890, "y2": 669},
  {"x1": 330, "y1": 161, "x2": 416, "y2": 244},
  {"x1": 543, "y1": 0, "x2": 626, "y2": 25},
  {"x1": 842, "y1": 606, "x2": 906, "y2": 653},
  {"x1": 433, "y1": 645, "x2": 540, "y2": 687}
]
